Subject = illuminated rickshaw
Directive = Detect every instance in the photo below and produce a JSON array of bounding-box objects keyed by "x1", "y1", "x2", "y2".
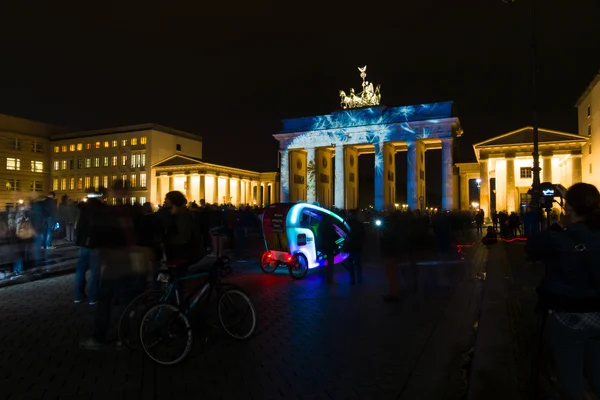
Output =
[{"x1": 260, "y1": 202, "x2": 351, "y2": 279}]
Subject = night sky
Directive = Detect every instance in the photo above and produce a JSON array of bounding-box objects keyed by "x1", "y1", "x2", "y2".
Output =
[{"x1": 1, "y1": 1, "x2": 599, "y2": 205}]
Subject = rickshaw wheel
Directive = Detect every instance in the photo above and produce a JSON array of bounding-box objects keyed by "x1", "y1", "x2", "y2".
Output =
[
  {"x1": 260, "y1": 252, "x2": 278, "y2": 274},
  {"x1": 288, "y1": 253, "x2": 309, "y2": 280}
]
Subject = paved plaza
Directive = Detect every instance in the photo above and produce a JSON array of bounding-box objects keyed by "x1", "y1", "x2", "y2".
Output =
[{"x1": 0, "y1": 241, "x2": 484, "y2": 400}]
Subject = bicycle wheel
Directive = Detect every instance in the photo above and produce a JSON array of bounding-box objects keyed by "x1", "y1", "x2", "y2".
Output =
[
  {"x1": 118, "y1": 290, "x2": 164, "y2": 350},
  {"x1": 140, "y1": 304, "x2": 193, "y2": 365},
  {"x1": 217, "y1": 286, "x2": 257, "y2": 340}
]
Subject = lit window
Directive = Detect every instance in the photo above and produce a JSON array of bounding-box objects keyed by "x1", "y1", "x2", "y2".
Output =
[
  {"x1": 122, "y1": 139, "x2": 128, "y2": 147},
  {"x1": 32, "y1": 142, "x2": 43, "y2": 153},
  {"x1": 93, "y1": 176, "x2": 99, "y2": 189},
  {"x1": 112, "y1": 175, "x2": 117, "y2": 186},
  {"x1": 520, "y1": 167, "x2": 532, "y2": 179},
  {"x1": 77, "y1": 143, "x2": 83, "y2": 151},
  {"x1": 131, "y1": 138, "x2": 138, "y2": 146},
  {"x1": 131, "y1": 155, "x2": 136, "y2": 168},
  {"x1": 6, "y1": 179, "x2": 20, "y2": 191},
  {"x1": 30, "y1": 181, "x2": 43, "y2": 192},
  {"x1": 140, "y1": 173, "x2": 146, "y2": 188},
  {"x1": 130, "y1": 197, "x2": 137, "y2": 205},
  {"x1": 102, "y1": 176, "x2": 108, "y2": 188},
  {"x1": 61, "y1": 160, "x2": 67, "y2": 170},
  {"x1": 53, "y1": 178, "x2": 59, "y2": 191},
  {"x1": 54, "y1": 161, "x2": 60, "y2": 171},
  {"x1": 121, "y1": 174, "x2": 127, "y2": 183},
  {"x1": 111, "y1": 198, "x2": 117, "y2": 205},
  {"x1": 6, "y1": 158, "x2": 20, "y2": 170},
  {"x1": 86, "y1": 143, "x2": 91, "y2": 150},
  {"x1": 54, "y1": 146, "x2": 60, "y2": 153},
  {"x1": 130, "y1": 174, "x2": 137, "y2": 188},
  {"x1": 84, "y1": 176, "x2": 91, "y2": 189},
  {"x1": 121, "y1": 155, "x2": 127, "y2": 166},
  {"x1": 77, "y1": 177, "x2": 83, "y2": 190},
  {"x1": 94, "y1": 157, "x2": 100, "y2": 168},
  {"x1": 103, "y1": 156, "x2": 109, "y2": 167},
  {"x1": 61, "y1": 178, "x2": 67, "y2": 191},
  {"x1": 104, "y1": 141, "x2": 110, "y2": 148},
  {"x1": 69, "y1": 178, "x2": 75, "y2": 191},
  {"x1": 77, "y1": 159, "x2": 83, "y2": 169},
  {"x1": 62, "y1": 145, "x2": 67, "y2": 152},
  {"x1": 140, "y1": 136, "x2": 147, "y2": 145},
  {"x1": 139, "y1": 196, "x2": 146, "y2": 204},
  {"x1": 135, "y1": 154, "x2": 141, "y2": 168},
  {"x1": 85, "y1": 158, "x2": 91, "y2": 168},
  {"x1": 95, "y1": 142, "x2": 100, "y2": 149},
  {"x1": 31, "y1": 161, "x2": 43, "y2": 172},
  {"x1": 9, "y1": 138, "x2": 21, "y2": 150},
  {"x1": 111, "y1": 156, "x2": 118, "y2": 166},
  {"x1": 141, "y1": 153, "x2": 146, "y2": 167},
  {"x1": 112, "y1": 140, "x2": 118, "y2": 147},
  {"x1": 69, "y1": 144, "x2": 76, "y2": 152}
]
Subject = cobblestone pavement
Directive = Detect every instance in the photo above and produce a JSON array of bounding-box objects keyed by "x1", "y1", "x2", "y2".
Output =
[{"x1": 0, "y1": 246, "x2": 480, "y2": 400}]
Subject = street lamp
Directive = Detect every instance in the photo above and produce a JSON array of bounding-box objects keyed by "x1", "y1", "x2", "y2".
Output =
[{"x1": 503, "y1": 0, "x2": 541, "y2": 233}]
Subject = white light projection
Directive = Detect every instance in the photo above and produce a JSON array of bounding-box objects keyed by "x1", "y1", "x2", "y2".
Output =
[{"x1": 278, "y1": 101, "x2": 454, "y2": 205}]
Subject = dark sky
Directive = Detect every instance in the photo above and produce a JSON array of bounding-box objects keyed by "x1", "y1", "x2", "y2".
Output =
[{"x1": 1, "y1": 1, "x2": 599, "y2": 189}]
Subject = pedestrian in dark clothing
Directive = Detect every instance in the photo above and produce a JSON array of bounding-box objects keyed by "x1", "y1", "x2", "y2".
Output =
[
  {"x1": 41, "y1": 192, "x2": 57, "y2": 249},
  {"x1": 345, "y1": 213, "x2": 365, "y2": 284},
  {"x1": 318, "y1": 215, "x2": 338, "y2": 284}
]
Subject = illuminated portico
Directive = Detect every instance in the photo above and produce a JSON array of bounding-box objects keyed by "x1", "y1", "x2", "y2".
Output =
[
  {"x1": 152, "y1": 155, "x2": 279, "y2": 206},
  {"x1": 456, "y1": 127, "x2": 587, "y2": 216}
]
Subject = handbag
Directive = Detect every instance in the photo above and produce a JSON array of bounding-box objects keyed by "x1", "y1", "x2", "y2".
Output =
[{"x1": 16, "y1": 218, "x2": 36, "y2": 240}]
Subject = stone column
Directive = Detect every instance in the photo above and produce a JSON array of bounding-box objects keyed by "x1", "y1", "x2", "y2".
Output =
[
  {"x1": 246, "y1": 180, "x2": 252, "y2": 205},
  {"x1": 506, "y1": 155, "x2": 516, "y2": 213},
  {"x1": 280, "y1": 150, "x2": 289, "y2": 203},
  {"x1": 460, "y1": 174, "x2": 469, "y2": 210},
  {"x1": 156, "y1": 175, "x2": 162, "y2": 206},
  {"x1": 479, "y1": 158, "x2": 490, "y2": 219},
  {"x1": 416, "y1": 140, "x2": 426, "y2": 210},
  {"x1": 224, "y1": 176, "x2": 231, "y2": 204},
  {"x1": 236, "y1": 178, "x2": 242, "y2": 206},
  {"x1": 168, "y1": 175, "x2": 174, "y2": 191},
  {"x1": 199, "y1": 174, "x2": 205, "y2": 202},
  {"x1": 306, "y1": 147, "x2": 316, "y2": 204},
  {"x1": 542, "y1": 154, "x2": 553, "y2": 183},
  {"x1": 383, "y1": 142, "x2": 395, "y2": 209},
  {"x1": 374, "y1": 142, "x2": 384, "y2": 210},
  {"x1": 407, "y1": 141, "x2": 418, "y2": 210},
  {"x1": 572, "y1": 154, "x2": 583, "y2": 184},
  {"x1": 257, "y1": 182, "x2": 263, "y2": 206},
  {"x1": 334, "y1": 145, "x2": 345, "y2": 209},
  {"x1": 185, "y1": 174, "x2": 192, "y2": 201},
  {"x1": 213, "y1": 175, "x2": 219, "y2": 204},
  {"x1": 441, "y1": 138, "x2": 454, "y2": 211}
]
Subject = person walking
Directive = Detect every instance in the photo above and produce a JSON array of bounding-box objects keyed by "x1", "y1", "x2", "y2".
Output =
[{"x1": 41, "y1": 191, "x2": 57, "y2": 250}]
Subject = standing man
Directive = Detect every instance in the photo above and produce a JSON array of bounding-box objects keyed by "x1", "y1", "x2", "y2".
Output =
[{"x1": 41, "y1": 191, "x2": 57, "y2": 250}]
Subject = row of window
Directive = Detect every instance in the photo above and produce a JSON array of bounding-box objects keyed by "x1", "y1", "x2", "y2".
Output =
[
  {"x1": 106, "y1": 197, "x2": 147, "y2": 206},
  {"x1": 5, "y1": 179, "x2": 43, "y2": 192},
  {"x1": 6, "y1": 158, "x2": 44, "y2": 172},
  {"x1": 4, "y1": 138, "x2": 44, "y2": 153},
  {"x1": 54, "y1": 137, "x2": 147, "y2": 153},
  {"x1": 53, "y1": 153, "x2": 146, "y2": 171},
  {"x1": 52, "y1": 173, "x2": 147, "y2": 191}
]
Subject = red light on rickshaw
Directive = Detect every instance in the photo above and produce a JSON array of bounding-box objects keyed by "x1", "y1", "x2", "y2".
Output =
[
  {"x1": 267, "y1": 253, "x2": 272, "y2": 259},
  {"x1": 286, "y1": 255, "x2": 293, "y2": 262}
]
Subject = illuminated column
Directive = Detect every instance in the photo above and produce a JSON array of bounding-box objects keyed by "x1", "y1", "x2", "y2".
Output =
[
  {"x1": 334, "y1": 145, "x2": 345, "y2": 209},
  {"x1": 479, "y1": 157, "x2": 490, "y2": 218},
  {"x1": 224, "y1": 176, "x2": 231, "y2": 204},
  {"x1": 236, "y1": 178, "x2": 242, "y2": 206},
  {"x1": 168, "y1": 175, "x2": 174, "y2": 191},
  {"x1": 572, "y1": 154, "x2": 582, "y2": 184},
  {"x1": 407, "y1": 141, "x2": 418, "y2": 210},
  {"x1": 213, "y1": 175, "x2": 219, "y2": 204},
  {"x1": 280, "y1": 150, "x2": 289, "y2": 203},
  {"x1": 441, "y1": 138, "x2": 454, "y2": 211},
  {"x1": 415, "y1": 140, "x2": 426, "y2": 209},
  {"x1": 246, "y1": 179, "x2": 252, "y2": 205},
  {"x1": 306, "y1": 147, "x2": 316, "y2": 204},
  {"x1": 185, "y1": 174, "x2": 192, "y2": 201},
  {"x1": 460, "y1": 174, "x2": 469, "y2": 210},
  {"x1": 383, "y1": 143, "x2": 395, "y2": 209},
  {"x1": 542, "y1": 153, "x2": 553, "y2": 183},
  {"x1": 199, "y1": 174, "x2": 205, "y2": 201},
  {"x1": 156, "y1": 175, "x2": 162, "y2": 206},
  {"x1": 374, "y1": 142, "x2": 384, "y2": 210},
  {"x1": 257, "y1": 182, "x2": 263, "y2": 206},
  {"x1": 506, "y1": 155, "x2": 516, "y2": 213}
]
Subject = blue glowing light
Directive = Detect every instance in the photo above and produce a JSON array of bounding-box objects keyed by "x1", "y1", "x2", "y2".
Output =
[{"x1": 375, "y1": 219, "x2": 382, "y2": 227}]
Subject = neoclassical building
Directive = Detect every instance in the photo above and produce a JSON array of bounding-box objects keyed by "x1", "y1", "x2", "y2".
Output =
[{"x1": 456, "y1": 127, "x2": 586, "y2": 216}]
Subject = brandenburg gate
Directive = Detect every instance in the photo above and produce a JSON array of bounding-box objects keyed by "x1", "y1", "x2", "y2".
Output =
[{"x1": 273, "y1": 66, "x2": 463, "y2": 211}]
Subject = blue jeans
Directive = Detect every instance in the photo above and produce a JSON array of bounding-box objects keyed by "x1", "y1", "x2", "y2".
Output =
[
  {"x1": 74, "y1": 248, "x2": 101, "y2": 302},
  {"x1": 43, "y1": 217, "x2": 53, "y2": 248},
  {"x1": 548, "y1": 312, "x2": 600, "y2": 399}
]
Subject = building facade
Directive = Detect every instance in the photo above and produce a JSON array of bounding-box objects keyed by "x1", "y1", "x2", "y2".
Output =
[
  {"x1": 0, "y1": 114, "x2": 66, "y2": 209},
  {"x1": 576, "y1": 69, "x2": 600, "y2": 189}
]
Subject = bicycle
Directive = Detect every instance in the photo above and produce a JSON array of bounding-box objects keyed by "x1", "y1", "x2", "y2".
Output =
[{"x1": 137, "y1": 255, "x2": 257, "y2": 365}]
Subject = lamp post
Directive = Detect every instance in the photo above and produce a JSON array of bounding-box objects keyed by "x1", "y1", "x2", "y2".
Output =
[{"x1": 503, "y1": 0, "x2": 541, "y2": 233}]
